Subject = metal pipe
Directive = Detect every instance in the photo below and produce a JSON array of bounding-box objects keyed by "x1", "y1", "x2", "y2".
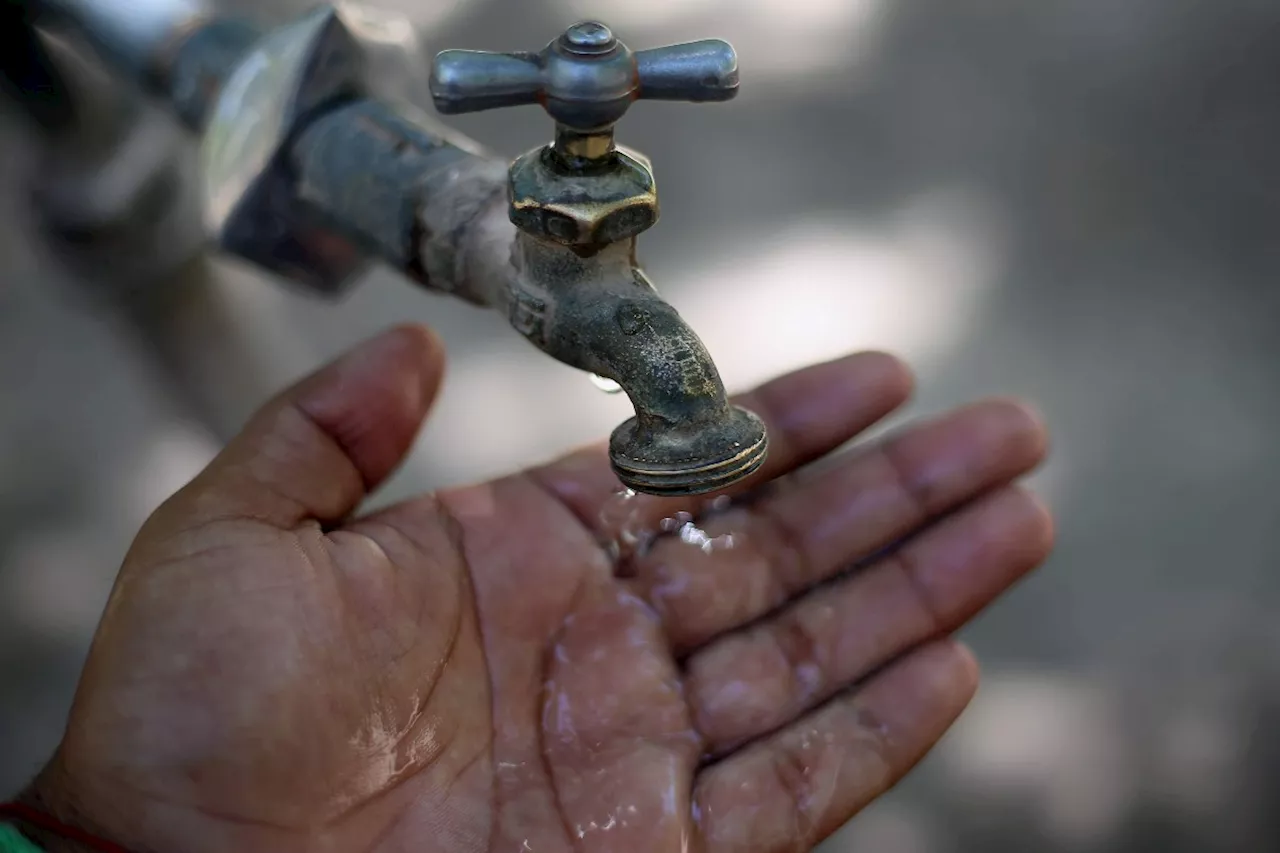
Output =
[{"x1": 289, "y1": 98, "x2": 514, "y2": 304}]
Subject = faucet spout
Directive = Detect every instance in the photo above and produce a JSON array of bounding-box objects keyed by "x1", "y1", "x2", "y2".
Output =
[{"x1": 513, "y1": 235, "x2": 768, "y2": 496}]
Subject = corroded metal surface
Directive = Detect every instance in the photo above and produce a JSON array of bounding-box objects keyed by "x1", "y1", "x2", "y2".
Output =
[
  {"x1": 510, "y1": 235, "x2": 768, "y2": 495},
  {"x1": 508, "y1": 144, "x2": 657, "y2": 246},
  {"x1": 429, "y1": 21, "x2": 738, "y2": 129},
  {"x1": 292, "y1": 100, "x2": 481, "y2": 274},
  {"x1": 428, "y1": 21, "x2": 766, "y2": 494}
]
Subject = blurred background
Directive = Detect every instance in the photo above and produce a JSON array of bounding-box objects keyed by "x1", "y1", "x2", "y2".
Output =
[{"x1": 3, "y1": 0, "x2": 1280, "y2": 850}]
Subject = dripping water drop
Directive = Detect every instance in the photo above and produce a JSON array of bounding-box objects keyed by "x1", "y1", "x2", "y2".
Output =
[{"x1": 590, "y1": 373, "x2": 624, "y2": 394}]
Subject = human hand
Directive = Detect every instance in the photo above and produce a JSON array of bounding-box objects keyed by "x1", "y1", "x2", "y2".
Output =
[{"x1": 24, "y1": 325, "x2": 1052, "y2": 853}]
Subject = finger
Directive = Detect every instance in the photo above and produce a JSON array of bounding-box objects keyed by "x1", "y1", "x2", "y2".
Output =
[
  {"x1": 528, "y1": 351, "x2": 914, "y2": 537},
  {"x1": 685, "y1": 486, "x2": 1052, "y2": 755},
  {"x1": 634, "y1": 399, "x2": 1048, "y2": 652},
  {"x1": 163, "y1": 325, "x2": 445, "y2": 529},
  {"x1": 692, "y1": 640, "x2": 978, "y2": 853}
]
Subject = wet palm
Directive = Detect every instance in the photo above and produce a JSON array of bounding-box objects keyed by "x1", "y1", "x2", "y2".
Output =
[{"x1": 35, "y1": 327, "x2": 1052, "y2": 853}]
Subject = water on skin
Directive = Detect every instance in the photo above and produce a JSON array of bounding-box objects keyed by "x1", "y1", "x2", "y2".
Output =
[
  {"x1": 587, "y1": 364, "x2": 742, "y2": 560},
  {"x1": 538, "y1": 584, "x2": 697, "y2": 852},
  {"x1": 538, "y1": 491, "x2": 847, "y2": 851},
  {"x1": 530, "y1": 481, "x2": 885, "y2": 851},
  {"x1": 598, "y1": 488, "x2": 742, "y2": 568}
]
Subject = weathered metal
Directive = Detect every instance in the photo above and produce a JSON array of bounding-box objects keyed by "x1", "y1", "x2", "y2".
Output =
[
  {"x1": 509, "y1": 233, "x2": 769, "y2": 496},
  {"x1": 425, "y1": 21, "x2": 767, "y2": 495},
  {"x1": 430, "y1": 21, "x2": 739, "y2": 128},
  {"x1": 508, "y1": 145, "x2": 658, "y2": 247},
  {"x1": 290, "y1": 97, "x2": 509, "y2": 300}
]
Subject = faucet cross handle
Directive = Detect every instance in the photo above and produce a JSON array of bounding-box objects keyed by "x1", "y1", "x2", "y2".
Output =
[{"x1": 429, "y1": 22, "x2": 739, "y2": 132}]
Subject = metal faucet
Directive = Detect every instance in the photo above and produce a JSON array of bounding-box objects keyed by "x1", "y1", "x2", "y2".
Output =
[
  {"x1": 19, "y1": 1, "x2": 769, "y2": 496},
  {"x1": 426, "y1": 21, "x2": 768, "y2": 495}
]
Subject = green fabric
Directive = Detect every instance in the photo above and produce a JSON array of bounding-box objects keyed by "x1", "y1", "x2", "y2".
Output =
[{"x1": 0, "y1": 824, "x2": 41, "y2": 853}]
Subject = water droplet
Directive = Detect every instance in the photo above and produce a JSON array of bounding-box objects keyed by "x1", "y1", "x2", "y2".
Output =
[
  {"x1": 598, "y1": 488, "x2": 656, "y2": 572},
  {"x1": 598, "y1": 486, "x2": 745, "y2": 573},
  {"x1": 590, "y1": 373, "x2": 624, "y2": 394},
  {"x1": 664, "y1": 510, "x2": 739, "y2": 554},
  {"x1": 660, "y1": 511, "x2": 695, "y2": 532}
]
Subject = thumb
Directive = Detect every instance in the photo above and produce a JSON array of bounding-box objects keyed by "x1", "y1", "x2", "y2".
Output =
[{"x1": 166, "y1": 324, "x2": 445, "y2": 529}]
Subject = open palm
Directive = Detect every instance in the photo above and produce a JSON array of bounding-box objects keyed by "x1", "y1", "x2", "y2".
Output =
[{"x1": 30, "y1": 326, "x2": 1051, "y2": 853}]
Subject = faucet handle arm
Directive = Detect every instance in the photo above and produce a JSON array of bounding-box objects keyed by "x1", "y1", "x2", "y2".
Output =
[
  {"x1": 429, "y1": 23, "x2": 738, "y2": 131},
  {"x1": 429, "y1": 50, "x2": 544, "y2": 115},
  {"x1": 634, "y1": 40, "x2": 739, "y2": 103}
]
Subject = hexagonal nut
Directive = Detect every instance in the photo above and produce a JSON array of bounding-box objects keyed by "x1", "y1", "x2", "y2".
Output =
[
  {"x1": 199, "y1": 5, "x2": 370, "y2": 294},
  {"x1": 508, "y1": 147, "x2": 659, "y2": 246}
]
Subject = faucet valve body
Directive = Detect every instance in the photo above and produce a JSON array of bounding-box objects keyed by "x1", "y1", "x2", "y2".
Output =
[{"x1": 431, "y1": 21, "x2": 739, "y2": 249}]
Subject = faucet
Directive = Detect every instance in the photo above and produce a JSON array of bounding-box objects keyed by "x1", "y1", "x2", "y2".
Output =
[
  {"x1": 426, "y1": 22, "x2": 768, "y2": 495},
  {"x1": 20, "y1": 2, "x2": 769, "y2": 496}
]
